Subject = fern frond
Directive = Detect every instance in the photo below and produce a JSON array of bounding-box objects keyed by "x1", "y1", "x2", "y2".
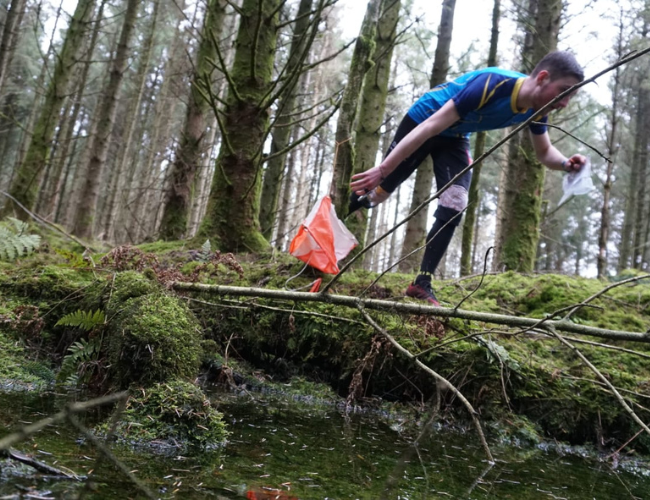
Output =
[
  {"x1": 57, "y1": 337, "x2": 103, "y2": 386},
  {"x1": 0, "y1": 218, "x2": 41, "y2": 261},
  {"x1": 56, "y1": 309, "x2": 106, "y2": 331}
]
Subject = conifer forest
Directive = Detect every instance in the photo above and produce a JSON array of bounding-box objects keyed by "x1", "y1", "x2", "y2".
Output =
[{"x1": 0, "y1": 0, "x2": 648, "y2": 279}]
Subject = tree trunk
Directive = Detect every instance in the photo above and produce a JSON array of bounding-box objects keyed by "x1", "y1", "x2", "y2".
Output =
[
  {"x1": 39, "y1": 0, "x2": 108, "y2": 220},
  {"x1": 274, "y1": 144, "x2": 297, "y2": 250},
  {"x1": 598, "y1": 11, "x2": 624, "y2": 279},
  {"x1": 460, "y1": 0, "x2": 500, "y2": 276},
  {"x1": 632, "y1": 60, "x2": 650, "y2": 268},
  {"x1": 329, "y1": 0, "x2": 381, "y2": 216},
  {"x1": 0, "y1": 0, "x2": 26, "y2": 93},
  {"x1": 100, "y1": 0, "x2": 159, "y2": 242},
  {"x1": 2, "y1": 0, "x2": 95, "y2": 218},
  {"x1": 71, "y1": 0, "x2": 139, "y2": 238},
  {"x1": 493, "y1": 0, "x2": 561, "y2": 272},
  {"x1": 363, "y1": 115, "x2": 394, "y2": 269},
  {"x1": 398, "y1": 0, "x2": 456, "y2": 274},
  {"x1": 197, "y1": 0, "x2": 281, "y2": 252},
  {"x1": 346, "y1": 0, "x2": 400, "y2": 245},
  {"x1": 158, "y1": 0, "x2": 227, "y2": 240},
  {"x1": 258, "y1": 0, "x2": 319, "y2": 240}
]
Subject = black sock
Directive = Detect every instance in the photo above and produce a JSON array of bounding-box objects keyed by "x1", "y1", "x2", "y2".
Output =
[
  {"x1": 414, "y1": 273, "x2": 432, "y2": 286},
  {"x1": 419, "y1": 218, "x2": 457, "y2": 275}
]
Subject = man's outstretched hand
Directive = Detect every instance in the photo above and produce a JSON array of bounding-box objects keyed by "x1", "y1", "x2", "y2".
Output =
[{"x1": 350, "y1": 165, "x2": 385, "y2": 195}]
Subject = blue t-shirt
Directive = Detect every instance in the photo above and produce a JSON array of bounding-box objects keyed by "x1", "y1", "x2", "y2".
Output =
[{"x1": 407, "y1": 67, "x2": 548, "y2": 138}]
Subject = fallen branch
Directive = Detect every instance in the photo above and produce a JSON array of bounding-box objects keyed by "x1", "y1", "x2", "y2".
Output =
[
  {"x1": 0, "y1": 392, "x2": 127, "y2": 451},
  {"x1": 546, "y1": 326, "x2": 650, "y2": 441},
  {"x1": 5, "y1": 448, "x2": 79, "y2": 478},
  {"x1": 356, "y1": 304, "x2": 494, "y2": 462},
  {"x1": 170, "y1": 282, "x2": 650, "y2": 343}
]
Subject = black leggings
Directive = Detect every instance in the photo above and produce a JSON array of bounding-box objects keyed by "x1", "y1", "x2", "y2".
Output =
[{"x1": 380, "y1": 114, "x2": 473, "y2": 275}]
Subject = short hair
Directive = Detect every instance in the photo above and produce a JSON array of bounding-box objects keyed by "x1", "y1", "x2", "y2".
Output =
[{"x1": 531, "y1": 51, "x2": 584, "y2": 82}]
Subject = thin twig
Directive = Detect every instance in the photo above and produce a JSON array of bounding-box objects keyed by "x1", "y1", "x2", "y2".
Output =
[
  {"x1": 546, "y1": 326, "x2": 650, "y2": 441},
  {"x1": 0, "y1": 392, "x2": 127, "y2": 450},
  {"x1": 454, "y1": 247, "x2": 493, "y2": 311},
  {"x1": 356, "y1": 304, "x2": 494, "y2": 462},
  {"x1": 67, "y1": 413, "x2": 158, "y2": 500}
]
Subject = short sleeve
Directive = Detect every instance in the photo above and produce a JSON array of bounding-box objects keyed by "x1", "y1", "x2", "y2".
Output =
[
  {"x1": 451, "y1": 73, "x2": 492, "y2": 117},
  {"x1": 529, "y1": 115, "x2": 547, "y2": 135}
]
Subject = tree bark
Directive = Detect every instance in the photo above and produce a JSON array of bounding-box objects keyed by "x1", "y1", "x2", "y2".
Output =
[
  {"x1": 346, "y1": 0, "x2": 400, "y2": 245},
  {"x1": 598, "y1": 10, "x2": 625, "y2": 279},
  {"x1": 460, "y1": 0, "x2": 500, "y2": 276},
  {"x1": 493, "y1": 0, "x2": 561, "y2": 272},
  {"x1": 258, "y1": 0, "x2": 319, "y2": 240},
  {"x1": 158, "y1": 0, "x2": 227, "y2": 240},
  {"x1": 329, "y1": 0, "x2": 381, "y2": 216},
  {"x1": 197, "y1": 0, "x2": 281, "y2": 252},
  {"x1": 71, "y1": 0, "x2": 139, "y2": 238},
  {"x1": 0, "y1": 0, "x2": 27, "y2": 93},
  {"x1": 2, "y1": 0, "x2": 95, "y2": 218},
  {"x1": 100, "y1": 0, "x2": 159, "y2": 242},
  {"x1": 398, "y1": 0, "x2": 456, "y2": 274}
]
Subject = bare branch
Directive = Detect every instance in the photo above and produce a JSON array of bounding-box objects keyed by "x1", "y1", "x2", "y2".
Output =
[
  {"x1": 356, "y1": 304, "x2": 494, "y2": 462},
  {"x1": 546, "y1": 326, "x2": 650, "y2": 441},
  {"x1": 170, "y1": 282, "x2": 650, "y2": 343}
]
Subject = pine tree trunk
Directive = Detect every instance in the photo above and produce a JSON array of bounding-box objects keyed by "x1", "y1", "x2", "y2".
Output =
[
  {"x1": 158, "y1": 0, "x2": 227, "y2": 240},
  {"x1": 274, "y1": 145, "x2": 297, "y2": 250},
  {"x1": 363, "y1": 116, "x2": 394, "y2": 269},
  {"x1": 329, "y1": 0, "x2": 380, "y2": 216},
  {"x1": 2, "y1": 0, "x2": 95, "y2": 218},
  {"x1": 197, "y1": 0, "x2": 281, "y2": 252},
  {"x1": 100, "y1": 0, "x2": 159, "y2": 242},
  {"x1": 493, "y1": 0, "x2": 561, "y2": 272},
  {"x1": 632, "y1": 75, "x2": 650, "y2": 268},
  {"x1": 71, "y1": 0, "x2": 139, "y2": 238},
  {"x1": 346, "y1": 0, "x2": 400, "y2": 245},
  {"x1": 39, "y1": 0, "x2": 108, "y2": 219},
  {"x1": 258, "y1": 0, "x2": 319, "y2": 240},
  {"x1": 598, "y1": 15, "x2": 624, "y2": 278},
  {"x1": 0, "y1": 0, "x2": 26, "y2": 93},
  {"x1": 399, "y1": 0, "x2": 456, "y2": 274},
  {"x1": 127, "y1": 6, "x2": 188, "y2": 243},
  {"x1": 460, "y1": 0, "x2": 500, "y2": 276},
  {"x1": 188, "y1": 118, "x2": 218, "y2": 237}
]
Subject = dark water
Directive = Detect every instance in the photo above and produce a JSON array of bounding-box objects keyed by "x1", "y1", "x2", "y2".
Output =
[{"x1": 1, "y1": 391, "x2": 649, "y2": 499}]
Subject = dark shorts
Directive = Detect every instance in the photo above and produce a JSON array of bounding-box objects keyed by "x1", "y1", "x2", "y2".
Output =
[{"x1": 379, "y1": 114, "x2": 472, "y2": 222}]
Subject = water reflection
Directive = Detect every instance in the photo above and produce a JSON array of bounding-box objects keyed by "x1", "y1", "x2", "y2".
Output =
[{"x1": 1, "y1": 391, "x2": 649, "y2": 499}]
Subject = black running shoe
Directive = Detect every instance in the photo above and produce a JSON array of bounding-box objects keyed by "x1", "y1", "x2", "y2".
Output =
[
  {"x1": 348, "y1": 191, "x2": 372, "y2": 215},
  {"x1": 405, "y1": 281, "x2": 440, "y2": 306}
]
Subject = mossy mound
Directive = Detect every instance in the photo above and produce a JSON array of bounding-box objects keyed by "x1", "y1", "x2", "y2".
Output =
[
  {"x1": 0, "y1": 331, "x2": 54, "y2": 391},
  {"x1": 108, "y1": 379, "x2": 228, "y2": 447},
  {"x1": 106, "y1": 291, "x2": 202, "y2": 389}
]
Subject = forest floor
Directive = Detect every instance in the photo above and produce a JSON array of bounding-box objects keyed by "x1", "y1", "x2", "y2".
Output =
[{"x1": 2, "y1": 226, "x2": 650, "y2": 459}]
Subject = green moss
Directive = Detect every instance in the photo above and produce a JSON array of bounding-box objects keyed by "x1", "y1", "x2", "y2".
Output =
[
  {"x1": 107, "y1": 292, "x2": 202, "y2": 388},
  {"x1": 0, "y1": 331, "x2": 52, "y2": 390},
  {"x1": 4, "y1": 265, "x2": 93, "y2": 302},
  {"x1": 109, "y1": 379, "x2": 228, "y2": 447}
]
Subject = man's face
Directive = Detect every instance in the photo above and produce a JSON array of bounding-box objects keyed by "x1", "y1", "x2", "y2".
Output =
[{"x1": 533, "y1": 71, "x2": 580, "y2": 111}]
